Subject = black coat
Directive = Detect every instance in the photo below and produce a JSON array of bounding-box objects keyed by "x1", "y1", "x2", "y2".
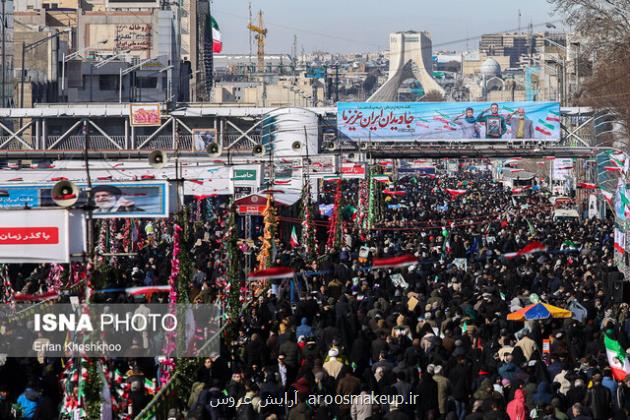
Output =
[
  {"x1": 449, "y1": 362, "x2": 472, "y2": 401},
  {"x1": 416, "y1": 375, "x2": 439, "y2": 412},
  {"x1": 586, "y1": 384, "x2": 612, "y2": 420}
]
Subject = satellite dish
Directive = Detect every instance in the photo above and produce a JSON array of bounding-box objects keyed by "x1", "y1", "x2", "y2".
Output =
[
  {"x1": 52, "y1": 180, "x2": 79, "y2": 207},
  {"x1": 148, "y1": 150, "x2": 167, "y2": 169}
]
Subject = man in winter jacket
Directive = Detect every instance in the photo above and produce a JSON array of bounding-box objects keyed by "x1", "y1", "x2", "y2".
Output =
[
  {"x1": 448, "y1": 355, "x2": 472, "y2": 420},
  {"x1": 585, "y1": 374, "x2": 611, "y2": 420},
  {"x1": 433, "y1": 365, "x2": 451, "y2": 417}
]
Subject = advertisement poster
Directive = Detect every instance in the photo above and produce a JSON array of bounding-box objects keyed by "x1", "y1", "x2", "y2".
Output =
[
  {"x1": 338, "y1": 101, "x2": 561, "y2": 141},
  {"x1": 0, "y1": 209, "x2": 85, "y2": 263},
  {"x1": 192, "y1": 129, "x2": 217, "y2": 153},
  {"x1": 341, "y1": 162, "x2": 366, "y2": 179},
  {"x1": 553, "y1": 158, "x2": 574, "y2": 180},
  {"x1": 0, "y1": 182, "x2": 170, "y2": 218},
  {"x1": 130, "y1": 103, "x2": 161, "y2": 126},
  {"x1": 304, "y1": 156, "x2": 336, "y2": 176},
  {"x1": 183, "y1": 166, "x2": 233, "y2": 197}
]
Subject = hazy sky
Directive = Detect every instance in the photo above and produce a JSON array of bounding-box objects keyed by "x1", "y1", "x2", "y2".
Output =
[{"x1": 213, "y1": 0, "x2": 562, "y2": 54}]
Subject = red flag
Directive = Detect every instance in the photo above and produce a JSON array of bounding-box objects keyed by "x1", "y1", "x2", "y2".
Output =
[
  {"x1": 577, "y1": 182, "x2": 597, "y2": 190},
  {"x1": 383, "y1": 190, "x2": 406, "y2": 196},
  {"x1": 372, "y1": 255, "x2": 417, "y2": 269},
  {"x1": 247, "y1": 266, "x2": 295, "y2": 280},
  {"x1": 444, "y1": 188, "x2": 467, "y2": 199},
  {"x1": 504, "y1": 241, "x2": 547, "y2": 259}
]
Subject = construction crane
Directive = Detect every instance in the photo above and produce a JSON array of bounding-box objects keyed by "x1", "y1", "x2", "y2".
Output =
[{"x1": 247, "y1": 10, "x2": 267, "y2": 74}]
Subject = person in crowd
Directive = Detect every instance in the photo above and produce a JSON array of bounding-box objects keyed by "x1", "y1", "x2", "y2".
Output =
[{"x1": 2, "y1": 171, "x2": 629, "y2": 420}]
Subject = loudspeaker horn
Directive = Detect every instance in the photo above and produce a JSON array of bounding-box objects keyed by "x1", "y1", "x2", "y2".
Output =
[
  {"x1": 324, "y1": 141, "x2": 336, "y2": 151},
  {"x1": 52, "y1": 180, "x2": 79, "y2": 208},
  {"x1": 148, "y1": 150, "x2": 167, "y2": 169},
  {"x1": 359, "y1": 142, "x2": 369, "y2": 151},
  {"x1": 291, "y1": 141, "x2": 302, "y2": 152},
  {"x1": 206, "y1": 142, "x2": 222, "y2": 158},
  {"x1": 252, "y1": 144, "x2": 265, "y2": 157}
]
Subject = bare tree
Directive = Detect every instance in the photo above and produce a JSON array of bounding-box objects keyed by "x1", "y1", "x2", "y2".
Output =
[
  {"x1": 549, "y1": 0, "x2": 630, "y2": 52},
  {"x1": 551, "y1": 0, "x2": 630, "y2": 131}
]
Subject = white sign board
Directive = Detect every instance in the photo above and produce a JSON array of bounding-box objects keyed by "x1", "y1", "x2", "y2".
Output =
[
  {"x1": 0, "y1": 209, "x2": 85, "y2": 263},
  {"x1": 553, "y1": 158, "x2": 574, "y2": 180}
]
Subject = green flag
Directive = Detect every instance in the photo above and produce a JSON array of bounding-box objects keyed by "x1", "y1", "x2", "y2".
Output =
[{"x1": 527, "y1": 220, "x2": 536, "y2": 236}]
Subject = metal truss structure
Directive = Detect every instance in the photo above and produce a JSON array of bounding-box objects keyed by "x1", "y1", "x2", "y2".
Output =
[{"x1": 0, "y1": 105, "x2": 615, "y2": 160}]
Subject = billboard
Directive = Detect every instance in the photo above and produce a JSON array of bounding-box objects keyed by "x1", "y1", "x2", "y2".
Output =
[
  {"x1": 553, "y1": 158, "x2": 574, "y2": 181},
  {"x1": 304, "y1": 156, "x2": 336, "y2": 176},
  {"x1": 183, "y1": 166, "x2": 232, "y2": 197},
  {"x1": 192, "y1": 129, "x2": 218, "y2": 153},
  {"x1": 341, "y1": 162, "x2": 366, "y2": 179},
  {"x1": 0, "y1": 182, "x2": 170, "y2": 218},
  {"x1": 130, "y1": 103, "x2": 161, "y2": 126},
  {"x1": 337, "y1": 101, "x2": 561, "y2": 141},
  {"x1": 0, "y1": 209, "x2": 85, "y2": 263}
]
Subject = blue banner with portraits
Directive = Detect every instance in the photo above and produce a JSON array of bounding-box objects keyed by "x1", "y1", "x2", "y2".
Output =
[{"x1": 337, "y1": 101, "x2": 561, "y2": 141}]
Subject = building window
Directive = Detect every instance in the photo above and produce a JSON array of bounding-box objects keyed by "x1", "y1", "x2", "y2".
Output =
[
  {"x1": 98, "y1": 75, "x2": 119, "y2": 91},
  {"x1": 137, "y1": 77, "x2": 158, "y2": 89}
]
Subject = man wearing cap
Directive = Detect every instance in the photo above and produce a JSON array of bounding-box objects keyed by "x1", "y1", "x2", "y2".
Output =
[{"x1": 92, "y1": 185, "x2": 144, "y2": 213}]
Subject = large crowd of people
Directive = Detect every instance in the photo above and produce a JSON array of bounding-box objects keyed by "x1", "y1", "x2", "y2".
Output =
[{"x1": 1, "y1": 168, "x2": 628, "y2": 420}]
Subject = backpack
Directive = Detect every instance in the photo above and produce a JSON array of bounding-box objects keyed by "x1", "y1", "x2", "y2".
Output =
[{"x1": 235, "y1": 402, "x2": 256, "y2": 420}]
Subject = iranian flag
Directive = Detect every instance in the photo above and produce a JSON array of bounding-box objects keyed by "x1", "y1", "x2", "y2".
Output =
[
  {"x1": 601, "y1": 189, "x2": 613, "y2": 206},
  {"x1": 144, "y1": 378, "x2": 156, "y2": 395},
  {"x1": 576, "y1": 182, "x2": 597, "y2": 190},
  {"x1": 383, "y1": 189, "x2": 406, "y2": 196},
  {"x1": 290, "y1": 226, "x2": 299, "y2": 248},
  {"x1": 605, "y1": 333, "x2": 630, "y2": 380},
  {"x1": 114, "y1": 370, "x2": 124, "y2": 385},
  {"x1": 373, "y1": 175, "x2": 390, "y2": 183},
  {"x1": 247, "y1": 266, "x2": 295, "y2": 280},
  {"x1": 609, "y1": 152, "x2": 626, "y2": 171},
  {"x1": 504, "y1": 241, "x2": 547, "y2": 259},
  {"x1": 444, "y1": 188, "x2": 467, "y2": 199},
  {"x1": 614, "y1": 228, "x2": 626, "y2": 254},
  {"x1": 535, "y1": 119, "x2": 554, "y2": 136},
  {"x1": 546, "y1": 111, "x2": 561, "y2": 123},
  {"x1": 372, "y1": 255, "x2": 417, "y2": 269},
  {"x1": 605, "y1": 166, "x2": 624, "y2": 173},
  {"x1": 211, "y1": 16, "x2": 223, "y2": 53}
]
